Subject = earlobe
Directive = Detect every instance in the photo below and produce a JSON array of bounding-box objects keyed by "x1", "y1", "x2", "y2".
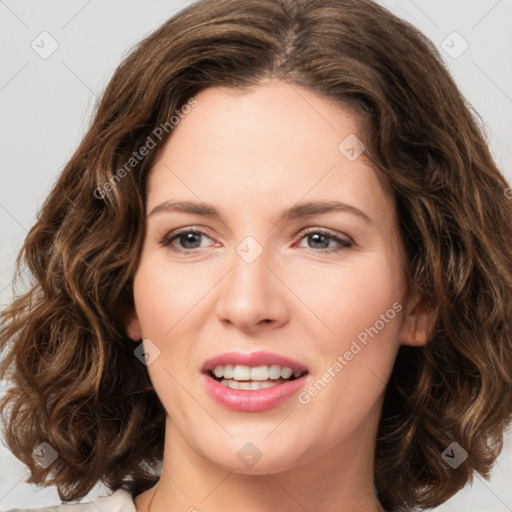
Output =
[
  {"x1": 398, "y1": 291, "x2": 435, "y2": 347},
  {"x1": 125, "y1": 306, "x2": 142, "y2": 341}
]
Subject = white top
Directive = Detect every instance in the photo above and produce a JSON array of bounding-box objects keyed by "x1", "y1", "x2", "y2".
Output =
[{"x1": 7, "y1": 489, "x2": 136, "y2": 512}]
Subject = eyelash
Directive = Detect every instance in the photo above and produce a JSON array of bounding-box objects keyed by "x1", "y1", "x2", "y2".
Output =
[{"x1": 160, "y1": 227, "x2": 353, "y2": 254}]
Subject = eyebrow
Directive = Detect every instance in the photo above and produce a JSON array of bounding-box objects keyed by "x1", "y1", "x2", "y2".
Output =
[{"x1": 148, "y1": 199, "x2": 373, "y2": 225}]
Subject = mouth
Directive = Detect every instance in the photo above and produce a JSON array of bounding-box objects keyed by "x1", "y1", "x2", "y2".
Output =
[
  {"x1": 207, "y1": 364, "x2": 307, "y2": 390},
  {"x1": 201, "y1": 351, "x2": 310, "y2": 412}
]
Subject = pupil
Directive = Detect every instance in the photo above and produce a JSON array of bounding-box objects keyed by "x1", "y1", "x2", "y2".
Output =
[
  {"x1": 309, "y1": 233, "x2": 328, "y2": 249},
  {"x1": 182, "y1": 233, "x2": 200, "y2": 248}
]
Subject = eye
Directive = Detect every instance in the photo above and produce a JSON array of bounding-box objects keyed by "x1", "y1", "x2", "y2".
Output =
[
  {"x1": 161, "y1": 227, "x2": 215, "y2": 253},
  {"x1": 160, "y1": 227, "x2": 353, "y2": 254},
  {"x1": 297, "y1": 228, "x2": 353, "y2": 254}
]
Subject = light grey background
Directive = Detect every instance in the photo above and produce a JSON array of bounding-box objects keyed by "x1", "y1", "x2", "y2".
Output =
[{"x1": 1, "y1": 0, "x2": 511, "y2": 510}]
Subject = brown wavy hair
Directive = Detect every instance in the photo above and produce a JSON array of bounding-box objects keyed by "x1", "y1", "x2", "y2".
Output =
[{"x1": 1, "y1": 0, "x2": 512, "y2": 510}]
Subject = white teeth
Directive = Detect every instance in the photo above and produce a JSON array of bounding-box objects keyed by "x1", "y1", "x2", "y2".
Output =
[
  {"x1": 219, "y1": 379, "x2": 281, "y2": 390},
  {"x1": 226, "y1": 380, "x2": 239, "y2": 390},
  {"x1": 268, "y1": 365, "x2": 282, "y2": 380},
  {"x1": 233, "y1": 365, "x2": 251, "y2": 381},
  {"x1": 223, "y1": 364, "x2": 234, "y2": 379},
  {"x1": 280, "y1": 367, "x2": 293, "y2": 379},
  {"x1": 211, "y1": 364, "x2": 304, "y2": 381},
  {"x1": 250, "y1": 365, "x2": 268, "y2": 380}
]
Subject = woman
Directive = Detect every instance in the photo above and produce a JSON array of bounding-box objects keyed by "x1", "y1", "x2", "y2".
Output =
[{"x1": 2, "y1": 0, "x2": 511, "y2": 511}]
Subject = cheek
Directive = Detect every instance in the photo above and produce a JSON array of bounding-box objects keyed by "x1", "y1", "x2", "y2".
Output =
[
  {"x1": 131, "y1": 253, "x2": 223, "y2": 395},
  {"x1": 281, "y1": 256, "x2": 404, "y2": 456},
  {"x1": 290, "y1": 252, "x2": 404, "y2": 348},
  {"x1": 290, "y1": 251, "x2": 405, "y2": 416},
  {"x1": 132, "y1": 253, "x2": 217, "y2": 338},
  {"x1": 131, "y1": 256, "x2": 205, "y2": 417}
]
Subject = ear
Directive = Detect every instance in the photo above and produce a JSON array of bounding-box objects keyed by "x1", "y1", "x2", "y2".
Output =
[
  {"x1": 397, "y1": 289, "x2": 435, "y2": 347},
  {"x1": 125, "y1": 306, "x2": 142, "y2": 341}
]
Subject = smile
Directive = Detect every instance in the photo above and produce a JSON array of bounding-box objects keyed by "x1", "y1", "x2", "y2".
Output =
[
  {"x1": 210, "y1": 364, "x2": 306, "y2": 390},
  {"x1": 201, "y1": 352, "x2": 310, "y2": 412}
]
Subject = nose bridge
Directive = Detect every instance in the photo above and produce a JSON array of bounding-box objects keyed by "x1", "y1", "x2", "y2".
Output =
[
  {"x1": 215, "y1": 234, "x2": 289, "y2": 330},
  {"x1": 232, "y1": 236, "x2": 269, "y2": 294}
]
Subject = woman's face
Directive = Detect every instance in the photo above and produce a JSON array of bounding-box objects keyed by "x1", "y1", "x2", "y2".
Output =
[{"x1": 127, "y1": 80, "x2": 424, "y2": 475}]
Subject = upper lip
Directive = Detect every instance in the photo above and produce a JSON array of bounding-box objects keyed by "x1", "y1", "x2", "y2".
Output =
[{"x1": 202, "y1": 351, "x2": 308, "y2": 373}]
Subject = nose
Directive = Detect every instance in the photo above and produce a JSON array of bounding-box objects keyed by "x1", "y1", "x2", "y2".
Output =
[{"x1": 215, "y1": 245, "x2": 290, "y2": 333}]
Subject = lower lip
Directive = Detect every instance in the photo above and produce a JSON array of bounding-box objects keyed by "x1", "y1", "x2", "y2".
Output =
[{"x1": 202, "y1": 373, "x2": 309, "y2": 412}]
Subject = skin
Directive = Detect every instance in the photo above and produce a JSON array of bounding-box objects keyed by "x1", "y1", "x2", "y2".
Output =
[{"x1": 126, "y1": 80, "x2": 432, "y2": 512}]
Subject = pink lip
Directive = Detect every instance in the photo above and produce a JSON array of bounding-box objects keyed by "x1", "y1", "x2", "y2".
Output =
[
  {"x1": 201, "y1": 351, "x2": 308, "y2": 373},
  {"x1": 202, "y1": 373, "x2": 310, "y2": 412},
  {"x1": 201, "y1": 351, "x2": 310, "y2": 412}
]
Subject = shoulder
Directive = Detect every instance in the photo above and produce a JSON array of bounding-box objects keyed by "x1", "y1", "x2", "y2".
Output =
[{"x1": 7, "y1": 489, "x2": 136, "y2": 512}]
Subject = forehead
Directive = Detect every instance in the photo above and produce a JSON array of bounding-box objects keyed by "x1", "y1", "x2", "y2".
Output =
[{"x1": 147, "y1": 81, "x2": 393, "y2": 230}]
